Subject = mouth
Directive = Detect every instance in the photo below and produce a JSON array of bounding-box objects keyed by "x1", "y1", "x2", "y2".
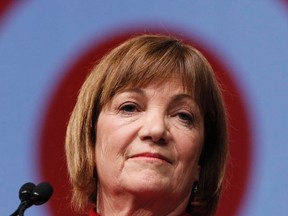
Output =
[{"x1": 130, "y1": 152, "x2": 172, "y2": 164}]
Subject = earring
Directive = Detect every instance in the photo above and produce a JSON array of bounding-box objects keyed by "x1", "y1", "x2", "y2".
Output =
[
  {"x1": 186, "y1": 182, "x2": 199, "y2": 213},
  {"x1": 193, "y1": 182, "x2": 198, "y2": 194}
]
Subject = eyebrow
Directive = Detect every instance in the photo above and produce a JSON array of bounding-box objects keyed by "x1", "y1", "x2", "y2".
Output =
[
  {"x1": 118, "y1": 88, "x2": 146, "y2": 96},
  {"x1": 120, "y1": 88, "x2": 194, "y2": 103},
  {"x1": 171, "y1": 94, "x2": 194, "y2": 102}
]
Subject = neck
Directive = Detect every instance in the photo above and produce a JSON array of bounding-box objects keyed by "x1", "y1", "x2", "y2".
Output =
[{"x1": 97, "y1": 187, "x2": 190, "y2": 216}]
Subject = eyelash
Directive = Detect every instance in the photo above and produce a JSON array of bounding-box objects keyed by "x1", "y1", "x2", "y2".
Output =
[
  {"x1": 119, "y1": 102, "x2": 140, "y2": 114},
  {"x1": 176, "y1": 112, "x2": 195, "y2": 126},
  {"x1": 118, "y1": 102, "x2": 196, "y2": 126}
]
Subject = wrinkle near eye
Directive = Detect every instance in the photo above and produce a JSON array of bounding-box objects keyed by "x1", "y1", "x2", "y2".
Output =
[
  {"x1": 110, "y1": 91, "x2": 147, "y2": 111},
  {"x1": 168, "y1": 96, "x2": 203, "y2": 127}
]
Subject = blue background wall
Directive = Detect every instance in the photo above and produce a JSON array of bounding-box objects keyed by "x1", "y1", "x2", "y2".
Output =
[{"x1": 1, "y1": 1, "x2": 288, "y2": 215}]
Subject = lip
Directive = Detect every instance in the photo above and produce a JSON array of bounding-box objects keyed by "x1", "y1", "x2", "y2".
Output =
[{"x1": 130, "y1": 152, "x2": 172, "y2": 164}]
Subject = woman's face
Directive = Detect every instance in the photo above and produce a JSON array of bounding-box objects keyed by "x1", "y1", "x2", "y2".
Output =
[{"x1": 95, "y1": 76, "x2": 204, "y2": 200}]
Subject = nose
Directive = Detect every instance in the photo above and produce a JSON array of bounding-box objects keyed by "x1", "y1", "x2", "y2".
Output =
[{"x1": 138, "y1": 110, "x2": 168, "y2": 144}]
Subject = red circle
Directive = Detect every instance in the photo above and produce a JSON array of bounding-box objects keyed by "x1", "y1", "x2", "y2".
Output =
[
  {"x1": 0, "y1": 0, "x2": 18, "y2": 26},
  {"x1": 39, "y1": 30, "x2": 252, "y2": 216}
]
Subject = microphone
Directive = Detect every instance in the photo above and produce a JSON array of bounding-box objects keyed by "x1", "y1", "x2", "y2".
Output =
[
  {"x1": 10, "y1": 182, "x2": 36, "y2": 216},
  {"x1": 19, "y1": 182, "x2": 36, "y2": 203},
  {"x1": 28, "y1": 182, "x2": 53, "y2": 205},
  {"x1": 19, "y1": 182, "x2": 53, "y2": 215},
  {"x1": 10, "y1": 182, "x2": 53, "y2": 216}
]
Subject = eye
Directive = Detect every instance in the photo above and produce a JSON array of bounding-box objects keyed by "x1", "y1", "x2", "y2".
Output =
[
  {"x1": 119, "y1": 102, "x2": 140, "y2": 114},
  {"x1": 177, "y1": 112, "x2": 195, "y2": 126}
]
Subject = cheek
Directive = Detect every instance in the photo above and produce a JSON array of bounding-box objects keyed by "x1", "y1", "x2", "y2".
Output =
[
  {"x1": 177, "y1": 129, "x2": 204, "y2": 156},
  {"x1": 175, "y1": 130, "x2": 204, "y2": 173},
  {"x1": 95, "y1": 113, "x2": 120, "y2": 154},
  {"x1": 95, "y1": 113, "x2": 136, "y2": 168},
  {"x1": 95, "y1": 114, "x2": 116, "y2": 171},
  {"x1": 95, "y1": 122, "x2": 122, "y2": 183}
]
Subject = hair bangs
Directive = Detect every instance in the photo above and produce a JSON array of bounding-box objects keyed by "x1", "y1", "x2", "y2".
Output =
[{"x1": 99, "y1": 39, "x2": 201, "y2": 107}]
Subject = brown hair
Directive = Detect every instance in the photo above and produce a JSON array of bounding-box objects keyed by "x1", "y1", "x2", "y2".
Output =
[{"x1": 65, "y1": 34, "x2": 228, "y2": 215}]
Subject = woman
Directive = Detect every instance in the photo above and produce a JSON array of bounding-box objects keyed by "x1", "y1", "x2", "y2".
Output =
[{"x1": 65, "y1": 34, "x2": 228, "y2": 216}]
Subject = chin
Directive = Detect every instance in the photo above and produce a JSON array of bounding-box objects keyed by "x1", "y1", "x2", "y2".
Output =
[{"x1": 122, "y1": 175, "x2": 172, "y2": 196}]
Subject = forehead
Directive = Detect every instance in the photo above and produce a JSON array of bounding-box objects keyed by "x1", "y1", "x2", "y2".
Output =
[
  {"x1": 123, "y1": 75, "x2": 187, "y2": 93},
  {"x1": 100, "y1": 73, "x2": 198, "y2": 109},
  {"x1": 103, "y1": 78, "x2": 198, "y2": 114}
]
